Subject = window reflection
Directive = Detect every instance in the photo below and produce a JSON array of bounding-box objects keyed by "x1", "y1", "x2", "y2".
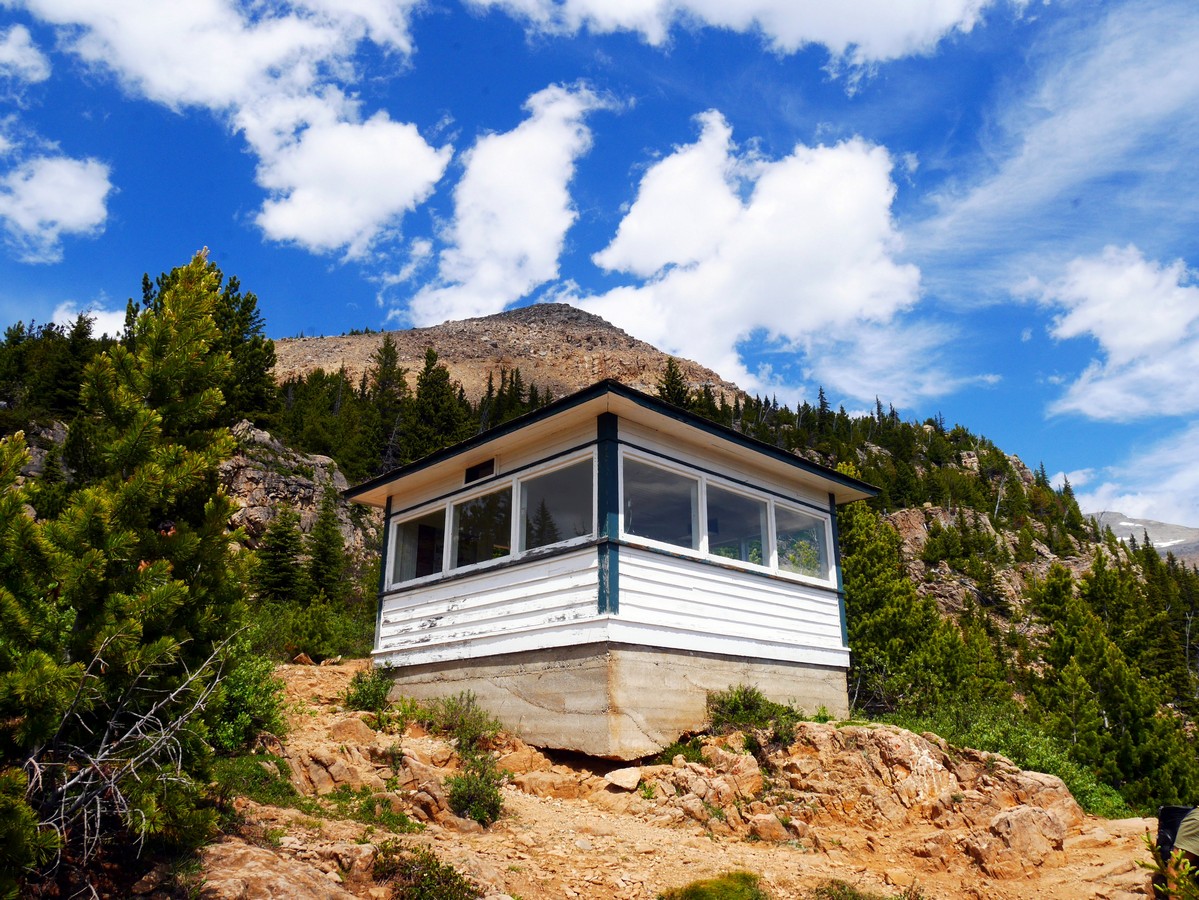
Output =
[
  {"x1": 453, "y1": 487, "x2": 512, "y2": 568},
  {"x1": 623, "y1": 457, "x2": 698, "y2": 550},
  {"x1": 521, "y1": 460, "x2": 593, "y2": 551}
]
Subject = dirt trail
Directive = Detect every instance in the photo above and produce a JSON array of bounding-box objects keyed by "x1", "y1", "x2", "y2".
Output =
[{"x1": 210, "y1": 661, "x2": 1155, "y2": 900}]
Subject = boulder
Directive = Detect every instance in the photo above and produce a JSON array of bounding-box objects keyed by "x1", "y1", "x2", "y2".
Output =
[{"x1": 201, "y1": 838, "x2": 358, "y2": 899}]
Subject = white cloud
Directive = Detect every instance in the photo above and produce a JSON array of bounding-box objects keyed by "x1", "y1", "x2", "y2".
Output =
[
  {"x1": 1075, "y1": 423, "x2": 1199, "y2": 527},
  {"x1": 52, "y1": 300, "x2": 125, "y2": 338},
  {"x1": 469, "y1": 0, "x2": 1005, "y2": 66},
  {"x1": 0, "y1": 155, "x2": 113, "y2": 262},
  {"x1": 592, "y1": 110, "x2": 743, "y2": 277},
  {"x1": 14, "y1": 0, "x2": 442, "y2": 257},
  {"x1": 255, "y1": 110, "x2": 451, "y2": 259},
  {"x1": 1031, "y1": 245, "x2": 1199, "y2": 421},
  {"x1": 911, "y1": 0, "x2": 1199, "y2": 299},
  {"x1": 571, "y1": 113, "x2": 927, "y2": 399},
  {"x1": 0, "y1": 24, "x2": 50, "y2": 84},
  {"x1": 406, "y1": 84, "x2": 604, "y2": 325}
]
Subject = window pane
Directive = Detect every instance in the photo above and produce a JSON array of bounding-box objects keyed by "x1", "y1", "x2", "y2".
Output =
[
  {"x1": 707, "y1": 485, "x2": 766, "y2": 565},
  {"x1": 623, "y1": 458, "x2": 698, "y2": 549},
  {"x1": 392, "y1": 509, "x2": 445, "y2": 583},
  {"x1": 453, "y1": 487, "x2": 512, "y2": 568},
  {"x1": 776, "y1": 505, "x2": 830, "y2": 579},
  {"x1": 521, "y1": 460, "x2": 594, "y2": 551}
]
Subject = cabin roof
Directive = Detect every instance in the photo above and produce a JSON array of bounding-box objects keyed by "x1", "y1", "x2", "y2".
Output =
[{"x1": 344, "y1": 379, "x2": 878, "y2": 508}]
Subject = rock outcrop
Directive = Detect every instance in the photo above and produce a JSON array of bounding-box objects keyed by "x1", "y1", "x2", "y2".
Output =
[{"x1": 273, "y1": 303, "x2": 741, "y2": 403}]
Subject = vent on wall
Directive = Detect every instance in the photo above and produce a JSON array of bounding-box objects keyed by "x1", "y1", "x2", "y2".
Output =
[{"x1": 464, "y1": 459, "x2": 495, "y2": 484}]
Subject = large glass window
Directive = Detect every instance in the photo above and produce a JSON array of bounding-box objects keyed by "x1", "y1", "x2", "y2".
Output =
[
  {"x1": 623, "y1": 458, "x2": 699, "y2": 550},
  {"x1": 521, "y1": 459, "x2": 593, "y2": 551},
  {"x1": 392, "y1": 508, "x2": 446, "y2": 583},
  {"x1": 776, "y1": 504, "x2": 830, "y2": 580},
  {"x1": 452, "y1": 487, "x2": 512, "y2": 569},
  {"x1": 707, "y1": 484, "x2": 767, "y2": 566}
]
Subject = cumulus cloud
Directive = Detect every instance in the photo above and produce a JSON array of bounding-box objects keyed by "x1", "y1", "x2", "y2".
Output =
[
  {"x1": 0, "y1": 155, "x2": 113, "y2": 262},
  {"x1": 52, "y1": 300, "x2": 126, "y2": 338},
  {"x1": 468, "y1": 0, "x2": 1003, "y2": 66},
  {"x1": 0, "y1": 24, "x2": 50, "y2": 84},
  {"x1": 572, "y1": 112, "x2": 927, "y2": 399},
  {"x1": 254, "y1": 109, "x2": 451, "y2": 258},
  {"x1": 1030, "y1": 245, "x2": 1199, "y2": 421},
  {"x1": 911, "y1": 0, "x2": 1199, "y2": 299},
  {"x1": 406, "y1": 84, "x2": 604, "y2": 325},
  {"x1": 1075, "y1": 423, "x2": 1199, "y2": 527},
  {"x1": 13, "y1": 0, "x2": 443, "y2": 257}
]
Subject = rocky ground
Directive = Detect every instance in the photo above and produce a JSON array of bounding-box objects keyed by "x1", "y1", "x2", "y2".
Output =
[{"x1": 191, "y1": 661, "x2": 1154, "y2": 900}]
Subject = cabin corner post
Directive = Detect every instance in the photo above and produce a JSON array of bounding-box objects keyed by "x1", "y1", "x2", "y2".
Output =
[
  {"x1": 828, "y1": 490, "x2": 848, "y2": 649},
  {"x1": 375, "y1": 496, "x2": 392, "y2": 656},
  {"x1": 597, "y1": 412, "x2": 620, "y2": 614}
]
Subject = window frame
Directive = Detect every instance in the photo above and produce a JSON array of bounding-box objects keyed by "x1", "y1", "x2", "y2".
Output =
[
  {"x1": 385, "y1": 449, "x2": 597, "y2": 590},
  {"x1": 618, "y1": 448, "x2": 836, "y2": 588}
]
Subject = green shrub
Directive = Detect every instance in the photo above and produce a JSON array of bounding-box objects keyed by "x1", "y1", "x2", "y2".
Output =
[
  {"x1": 421, "y1": 692, "x2": 501, "y2": 757},
  {"x1": 345, "y1": 667, "x2": 393, "y2": 713},
  {"x1": 373, "y1": 842, "x2": 481, "y2": 899},
  {"x1": 249, "y1": 595, "x2": 374, "y2": 662},
  {"x1": 208, "y1": 652, "x2": 286, "y2": 753},
  {"x1": 446, "y1": 757, "x2": 504, "y2": 827},
  {"x1": 659, "y1": 871, "x2": 769, "y2": 900},
  {"x1": 707, "y1": 685, "x2": 801, "y2": 746},
  {"x1": 655, "y1": 736, "x2": 705, "y2": 765}
]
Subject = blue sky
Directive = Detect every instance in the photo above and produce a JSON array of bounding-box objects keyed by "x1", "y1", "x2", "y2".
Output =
[{"x1": 1, "y1": 0, "x2": 1198, "y2": 524}]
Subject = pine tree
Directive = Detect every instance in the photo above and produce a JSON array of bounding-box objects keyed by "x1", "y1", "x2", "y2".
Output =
[
  {"x1": 0, "y1": 252, "x2": 250, "y2": 886},
  {"x1": 307, "y1": 487, "x2": 347, "y2": 604},
  {"x1": 255, "y1": 506, "x2": 309, "y2": 605},
  {"x1": 656, "y1": 358, "x2": 691, "y2": 408}
]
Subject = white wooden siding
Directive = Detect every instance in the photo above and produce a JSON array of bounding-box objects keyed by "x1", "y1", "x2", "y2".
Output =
[
  {"x1": 374, "y1": 546, "x2": 601, "y2": 667},
  {"x1": 614, "y1": 545, "x2": 848, "y2": 668}
]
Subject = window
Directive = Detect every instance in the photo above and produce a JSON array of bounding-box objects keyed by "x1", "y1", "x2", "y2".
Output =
[
  {"x1": 521, "y1": 459, "x2": 593, "y2": 551},
  {"x1": 619, "y1": 450, "x2": 833, "y2": 584},
  {"x1": 623, "y1": 457, "x2": 698, "y2": 550},
  {"x1": 776, "y1": 504, "x2": 830, "y2": 580},
  {"x1": 452, "y1": 486, "x2": 512, "y2": 569},
  {"x1": 392, "y1": 508, "x2": 446, "y2": 583},
  {"x1": 707, "y1": 484, "x2": 767, "y2": 566}
]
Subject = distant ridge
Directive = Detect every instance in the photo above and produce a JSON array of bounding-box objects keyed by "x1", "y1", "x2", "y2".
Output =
[
  {"x1": 273, "y1": 303, "x2": 742, "y2": 402},
  {"x1": 1089, "y1": 510, "x2": 1199, "y2": 567}
]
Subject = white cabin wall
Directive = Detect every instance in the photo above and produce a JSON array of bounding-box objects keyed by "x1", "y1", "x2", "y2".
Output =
[
  {"x1": 375, "y1": 546, "x2": 602, "y2": 667},
  {"x1": 614, "y1": 546, "x2": 848, "y2": 668}
]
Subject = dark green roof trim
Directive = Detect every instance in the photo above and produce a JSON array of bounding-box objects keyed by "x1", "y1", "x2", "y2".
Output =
[{"x1": 345, "y1": 378, "x2": 878, "y2": 502}]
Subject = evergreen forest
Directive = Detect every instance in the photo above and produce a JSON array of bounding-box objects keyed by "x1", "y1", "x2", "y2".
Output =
[{"x1": 2, "y1": 256, "x2": 1199, "y2": 893}]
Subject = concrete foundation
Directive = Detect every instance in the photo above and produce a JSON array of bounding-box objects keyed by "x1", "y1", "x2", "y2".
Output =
[{"x1": 385, "y1": 642, "x2": 848, "y2": 760}]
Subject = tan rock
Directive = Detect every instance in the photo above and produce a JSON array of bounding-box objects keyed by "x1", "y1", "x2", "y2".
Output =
[
  {"x1": 512, "y1": 770, "x2": 583, "y2": 800},
  {"x1": 329, "y1": 716, "x2": 376, "y2": 745},
  {"x1": 747, "y1": 813, "x2": 790, "y2": 842},
  {"x1": 201, "y1": 838, "x2": 358, "y2": 899},
  {"x1": 604, "y1": 766, "x2": 642, "y2": 790}
]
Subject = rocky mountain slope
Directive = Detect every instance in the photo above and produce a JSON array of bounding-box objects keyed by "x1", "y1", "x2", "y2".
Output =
[
  {"x1": 1091, "y1": 510, "x2": 1199, "y2": 568},
  {"x1": 189, "y1": 661, "x2": 1150, "y2": 900},
  {"x1": 273, "y1": 303, "x2": 741, "y2": 402}
]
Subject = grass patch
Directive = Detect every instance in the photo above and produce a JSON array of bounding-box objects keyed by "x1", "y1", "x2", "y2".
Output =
[
  {"x1": 659, "y1": 871, "x2": 769, "y2": 900},
  {"x1": 327, "y1": 785, "x2": 422, "y2": 833},
  {"x1": 804, "y1": 882, "x2": 926, "y2": 900},
  {"x1": 373, "y1": 841, "x2": 481, "y2": 899},
  {"x1": 212, "y1": 754, "x2": 321, "y2": 816},
  {"x1": 418, "y1": 692, "x2": 501, "y2": 756}
]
